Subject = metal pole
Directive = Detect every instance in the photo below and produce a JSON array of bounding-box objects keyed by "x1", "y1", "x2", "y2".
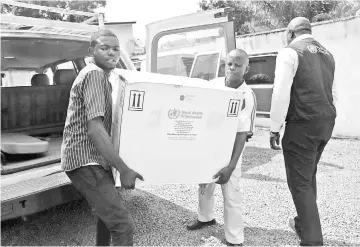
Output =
[{"x1": 98, "y1": 13, "x2": 105, "y2": 28}]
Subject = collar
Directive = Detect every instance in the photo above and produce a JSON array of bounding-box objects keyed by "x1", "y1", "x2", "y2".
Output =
[
  {"x1": 88, "y1": 59, "x2": 112, "y2": 77},
  {"x1": 290, "y1": 34, "x2": 313, "y2": 45},
  {"x1": 237, "y1": 81, "x2": 249, "y2": 90},
  {"x1": 224, "y1": 77, "x2": 248, "y2": 90}
]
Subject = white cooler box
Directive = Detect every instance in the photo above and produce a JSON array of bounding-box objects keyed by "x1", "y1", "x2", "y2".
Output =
[{"x1": 111, "y1": 69, "x2": 245, "y2": 187}]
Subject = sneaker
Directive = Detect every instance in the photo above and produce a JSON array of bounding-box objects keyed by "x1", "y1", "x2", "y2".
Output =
[
  {"x1": 186, "y1": 219, "x2": 216, "y2": 230},
  {"x1": 226, "y1": 240, "x2": 243, "y2": 246}
]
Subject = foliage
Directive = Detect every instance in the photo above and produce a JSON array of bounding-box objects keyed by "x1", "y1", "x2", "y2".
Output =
[
  {"x1": 198, "y1": 0, "x2": 360, "y2": 35},
  {"x1": 1, "y1": 0, "x2": 106, "y2": 23}
]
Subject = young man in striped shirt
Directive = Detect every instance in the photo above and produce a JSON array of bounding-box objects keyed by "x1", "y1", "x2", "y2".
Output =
[
  {"x1": 61, "y1": 29, "x2": 143, "y2": 246},
  {"x1": 187, "y1": 49, "x2": 257, "y2": 246}
]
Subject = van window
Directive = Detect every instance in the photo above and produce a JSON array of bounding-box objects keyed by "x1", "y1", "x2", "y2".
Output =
[
  {"x1": 190, "y1": 51, "x2": 221, "y2": 80},
  {"x1": 43, "y1": 68, "x2": 54, "y2": 85},
  {"x1": 57, "y1": 61, "x2": 75, "y2": 70},
  {"x1": 156, "y1": 27, "x2": 227, "y2": 79},
  {"x1": 1, "y1": 70, "x2": 36, "y2": 87}
]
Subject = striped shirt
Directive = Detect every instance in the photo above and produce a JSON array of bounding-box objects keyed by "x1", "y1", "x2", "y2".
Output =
[{"x1": 61, "y1": 62, "x2": 113, "y2": 171}]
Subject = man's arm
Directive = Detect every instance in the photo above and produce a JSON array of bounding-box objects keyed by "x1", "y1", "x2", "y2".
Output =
[
  {"x1": 83, "y1": 71, "x2": 143, "y2": 188},
  {"x1": 332, "y1": 72, "x2": 338, "y2": 108},
  {"x1": 270, "y1": 48, "x2": 298, "y2": 133},
  {"x1": 87, "y1": 117, "x2": 129, "y2": 173},
  {"x1": 213, "y1": 132, "x2": 247, "y2": 185},
  {"x1": 228, "y1": 132, "x2": 247, "y2": 170},
  {"x1": 213, "y1": 90, "x2": 256, "y2": 184}
]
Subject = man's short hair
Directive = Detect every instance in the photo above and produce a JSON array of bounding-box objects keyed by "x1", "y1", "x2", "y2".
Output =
[
  {"x1": 90, "y1": 29, "x2": 119, "y2": 47},
  {"x1": 228, "y1": 49, "x2": 249, "y2": 65},
  {"x1": 229, "y1": 49, "x2": 248, "y2": 58},
  {"x1": 288, "y1": 17, "x2": 312, "y2": 35}
]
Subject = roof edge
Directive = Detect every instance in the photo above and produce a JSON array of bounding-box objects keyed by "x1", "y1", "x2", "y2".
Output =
[
  {"x1": 237, "y1": 15, "x2": 360, "y2": 39},
  {"x1": 90, "y1": 21, "x2": 136, "y2": 25}
]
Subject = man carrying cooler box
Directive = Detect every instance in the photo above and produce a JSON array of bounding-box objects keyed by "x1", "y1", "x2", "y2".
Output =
[{"x1": 186, "y1": 49, "x2": 257, "y2": 246}]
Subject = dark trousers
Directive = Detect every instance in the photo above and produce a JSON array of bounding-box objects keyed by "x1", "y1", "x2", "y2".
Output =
[
  {"x1": 282, "y1": 120, "x2": 335, "y2": 246},
  {"x1": 66, "y1": 165, "x2": 134, "y2": 246}
]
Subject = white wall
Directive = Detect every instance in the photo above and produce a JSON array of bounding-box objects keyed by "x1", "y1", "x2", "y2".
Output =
[{"x1": 236, "y1": 17, "x2": 360, "y2": 138}]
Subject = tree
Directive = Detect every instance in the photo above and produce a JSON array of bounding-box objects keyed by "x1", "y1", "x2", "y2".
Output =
[
  {"x1": 1, "y1": 0, "x2": 106, "y2": 23},
  {"x1": 330, "y1": 0, "x2": 360, "y2": 18},
  {"x1": 198, "y1": 0, "x2": 360, "y2": 35},
  {"x1": 252, "y1": 1, "x2": 339, "y2": 28},
  {"x1": 198, "y1": 0, "x2": 256, "y2": 35}
]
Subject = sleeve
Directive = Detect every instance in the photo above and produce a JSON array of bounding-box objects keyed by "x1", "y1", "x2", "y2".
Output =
[
  {"x1": 83, "y1": 70, "x2": 107, "y2": 121},
  {"x1": 270, "y1": 48, "x2": 298, "y2": 132},
  {"x1": 237, "y1": 90, "x2": 257, "y2": 135},
  {"x1": 332, "y1": 69, "x2": 338, "y2": 108}
]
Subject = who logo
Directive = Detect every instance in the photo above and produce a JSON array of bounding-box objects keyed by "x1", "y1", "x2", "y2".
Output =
[
  {"x1": 227, "y1": 99, "x2": 241, "y2": 117},
  {"x1": 128, "y1": 90, "x2": 145, "y2": 111}
]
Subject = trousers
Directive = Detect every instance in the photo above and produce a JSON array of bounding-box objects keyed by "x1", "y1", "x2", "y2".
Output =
[
  {"x1": 197, "y1": 163, "x2": 244, "y2": 244},
  {"x1": 282, "y1": 120, "x2": 335, "y2": 246},
  {"x1": 66, "y1": 165, "x2": 135, "y2": 246}
]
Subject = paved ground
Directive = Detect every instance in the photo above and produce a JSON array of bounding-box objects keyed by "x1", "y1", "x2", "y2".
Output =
[{"x1": 1, "y1": 128, "x2": 359, "y2": 246}]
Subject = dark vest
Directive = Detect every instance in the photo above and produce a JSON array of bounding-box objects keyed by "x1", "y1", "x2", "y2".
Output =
[{"x1": 286, "y1": 37, "x2": 336, "y2": 123}]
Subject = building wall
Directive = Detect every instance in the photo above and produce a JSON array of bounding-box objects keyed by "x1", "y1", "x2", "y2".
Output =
[{"x1": 236, "y1": 17, "x2": 360, "y2": 137}]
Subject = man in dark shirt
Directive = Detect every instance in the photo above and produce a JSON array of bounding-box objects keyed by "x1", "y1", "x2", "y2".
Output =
[{"x1": 61, "y1": 29, "x2": 143, "y2": 246}]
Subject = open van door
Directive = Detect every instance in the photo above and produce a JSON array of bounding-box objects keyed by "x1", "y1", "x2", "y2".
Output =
[
  {"x1": 145, "y1": 8, "x2": 275, "y2": 119},
  {"x1": 145, "y1": 8, "x2": 236, "y2": 79}
]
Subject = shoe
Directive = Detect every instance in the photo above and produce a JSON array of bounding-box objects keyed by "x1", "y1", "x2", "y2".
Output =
[
  {"x1": 226, "y1": 240, "x2": 243, "y2": 246},
  {"x1": 289, "y1": 217, "x2": 301, "y2": 238},
  {"x1": 186, "y1": 219, "x2": 216, "y2": 230}
]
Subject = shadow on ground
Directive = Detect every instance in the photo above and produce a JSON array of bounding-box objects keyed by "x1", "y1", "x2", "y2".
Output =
[
  {"x1": 207, "y1": 224, "x2": 356, "y2": 246},
  {"x1": 208, "y1": 226, "x2": 300, "y2": 245},
  {"x1": 242, "y1": 147, "x2": 286, "y2": 183},
  {"x1": 1, "y1": 186, "x2": 355, "y2": 246},
  {"x1": 242, "y1": 146, "x2": 343, "y2": 183},
  {"x1": 1, "y1": 189, "x2": 200, "y2": 246},
  {"x1": 1, "y1": 145, "x2": 349, "y2": 246},
  {"x1": 1, "y1": 198, "x2": 94, "y2": 246}
]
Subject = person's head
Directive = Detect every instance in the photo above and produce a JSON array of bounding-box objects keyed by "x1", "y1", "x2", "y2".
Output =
[
  {"x1": 285, "y1": 17, "x2": 312, "y2": 45},
  {"x1": 225, "y1": 49, "x2": 249, "y2": 88},
  {"x1": 89, "y1": 29, "x2": 120, "y2": 72}
]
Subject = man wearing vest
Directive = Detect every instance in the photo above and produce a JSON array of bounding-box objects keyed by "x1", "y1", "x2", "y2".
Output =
[{"x1": 269, "y1": 17, "x2": 338, "y2": 246}]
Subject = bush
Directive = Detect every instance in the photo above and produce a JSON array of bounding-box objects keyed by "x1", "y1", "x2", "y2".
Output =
[
  {"x1": 312, "y1": 13, "x2": 332, "y2": 22},
  {"x1": 247, "y1": 74, "x2": 273, "y2": 85}
]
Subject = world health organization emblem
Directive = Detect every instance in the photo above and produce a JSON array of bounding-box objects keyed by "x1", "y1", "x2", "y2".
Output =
[
  {"x1": 307, "y1": 45, "x2": 318, "y2": 53},
  {"x1": 168, "y1": 108, "x2": 180, "y2": 119}
]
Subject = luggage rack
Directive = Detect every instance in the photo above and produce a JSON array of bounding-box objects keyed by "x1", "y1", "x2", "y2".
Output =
[{"x1": 0, "y1": 0, "x2": 104, "y2": 40}]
